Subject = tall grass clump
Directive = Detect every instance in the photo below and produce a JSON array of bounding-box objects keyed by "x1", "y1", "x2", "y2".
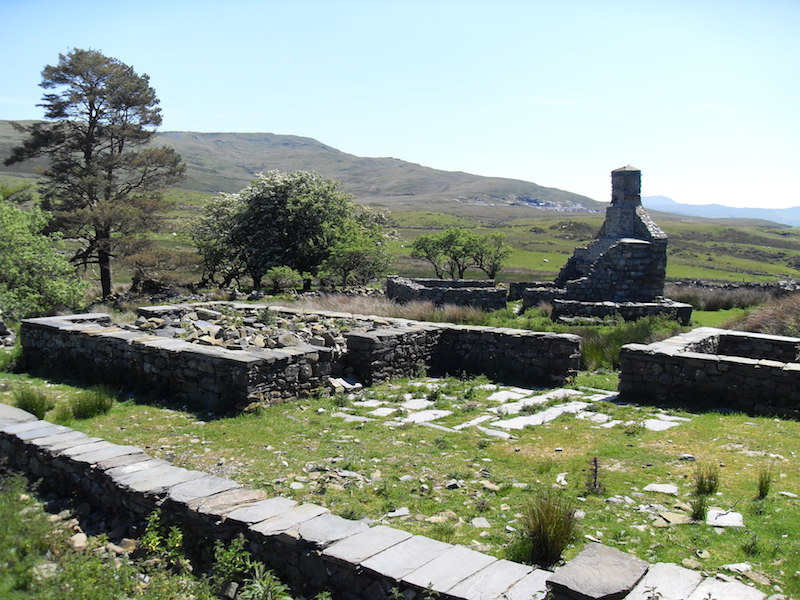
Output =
[
  {"x1": 518, "y1": 490, "x2": 578, "y2": 568},
  {"x1": 664, "y1": 284, "x2": 774, "y2": 311},
  {"x1": 723, "y1": 291, "x2": 800, "y2": 337},
  {"x1": 68, "y1": 385, "x2": 116, "y2": 420},
  {"x1": 757, "y1": 466, "x2": 772, "y2": 500},
  {"x1": 694, "y1": 463, "x2": 720, "y2": 496},
  {"x1": 12, "y1": 386, "x2": 55, "y2": 419}
]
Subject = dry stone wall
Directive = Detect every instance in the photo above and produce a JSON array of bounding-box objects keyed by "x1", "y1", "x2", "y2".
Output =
[
  {"x1": 0, "y1": 403, "x2": 768, "y2": 600},
  {"x1": 386, "y1": 276, "x2": 507, "y2": 311},
  {"x1": 19, "y1": 303, "x2": 581, "y2": 411},
  {"x1": 619, "y1": 327, "x2": 800, "y2": 418}
]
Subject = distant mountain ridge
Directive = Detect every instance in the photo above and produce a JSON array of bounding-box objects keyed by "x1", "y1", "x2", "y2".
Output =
[
  {"x1": 0, "y1": 120, "x2": 601, "y2": 212},
  {"x1": 643, "y1": 196, "x2": 800, "y2": 228}
]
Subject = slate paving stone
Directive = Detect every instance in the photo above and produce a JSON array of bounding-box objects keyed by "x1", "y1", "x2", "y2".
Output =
[
  {"x1": 361, "y1": 535, "x2": 451, "y2": 580},
  {"x1": 625, "y1": 562, "x2": 703, "y2": 600},
  {"x1": 43, "y1": 435, "x2": 103, "y2": 452},
  {"x1": 226, "y1": 497, "x2": 298, "y2": 524},
  {"x1": 368, "y1": 407, "x2": 398, "y2": 417},
  {"x1": 492, "y1": 402, "x2": 589, "y2": 430},
  {"x1": 454, "y1": 415, "x2": 495, "y2": 430},
  {"x1": 249, "y1": 503, "x2": 329, "y2": 538},
  {"x1": 106, "y1": 458, "x2": 170, "y2": 482},
  {"x1": 643, "y1": 483, "x2": 679, "y2": 496},
  {"x1": 447, "y1": 559, "x2": 533, "y2": 600},
  {"x1": 400, "y1": 399, "x2": 434, "y2": 410},
  {"x1": 322, "y1": 525, "x2": 413, "y2": 566},
  {"x1": 402, "y1": 409, "x2": 452, "y2": 424},
  {"x1": 95, "y1": 452, "x2": 153, "y2": 471},
  {"x1": 476, "y1": 426, "x2": 512, "y2": 439},
  {"x1": 503, "y1": 569, "x2": 551, "y2": 600},
  {"x1": 547, "y1": 542, "x2": 648, "y2": 600},
  {"x1": 167, "y1": 475, "x2": 241, "y2": 503},
  {"x1": 71, "y1": 444, "x2": 143, "y2": 465},
  {"x1": 685, "y1": 577, "x2": 766, "y2": 600},
  {"x1": 402, "y1": 545, "x2": 497, "y2": 593},
  {"x1": 332, "y1": 412, "x2": 374, "y2": 423},
  {"x1": 297, "y1": 512, "x2": 369, "y2": 549},
  {"x1": 643, "y1": 419, "x2": 680, "y2": 432},
  {"x1": 486, "y1": 390, "x2": 527, "y2": 403}
]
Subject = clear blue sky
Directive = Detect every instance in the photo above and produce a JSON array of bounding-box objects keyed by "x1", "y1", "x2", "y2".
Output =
[{"x1": 2, "y1": 0, "x2": 798, "y2": 208}]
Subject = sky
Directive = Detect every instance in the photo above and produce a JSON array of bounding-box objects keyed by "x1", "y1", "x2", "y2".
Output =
[{"x1": 1, "y1": 0, "x2": 799, "y2": 208}]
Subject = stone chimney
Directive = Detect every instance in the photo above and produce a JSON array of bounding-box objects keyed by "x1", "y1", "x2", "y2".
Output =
[{"x1": 611, "y1": 165, "x2": 641, "y2": 207}]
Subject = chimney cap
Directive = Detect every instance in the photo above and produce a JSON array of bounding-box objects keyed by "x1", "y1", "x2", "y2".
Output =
[{"x1": 612, "y1": 165, "x2": 640, "y2": 173}]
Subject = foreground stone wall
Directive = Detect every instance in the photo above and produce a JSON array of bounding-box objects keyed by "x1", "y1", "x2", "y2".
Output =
[
  {"x1": 386, "y1": 277, "x2": 507, "y2": 311},
  {"x1": 0, "y1": 403, "x2": 767, "y2": 600},
  {"x1": 619, "y1": 327, "x2": 800, "y2": 417}
]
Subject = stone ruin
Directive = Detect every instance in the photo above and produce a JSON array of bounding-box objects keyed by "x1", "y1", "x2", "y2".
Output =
[
  {"x1": 386, "y1": 277, "x2": 507, "y2": 311},
  {"x1": 522, "y1": 166, "x2": 692, "y2": 324}
]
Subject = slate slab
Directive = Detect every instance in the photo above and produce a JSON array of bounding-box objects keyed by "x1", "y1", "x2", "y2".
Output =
[
  {"x1": 625, "y1": 562, "x2": 703, "y2": 600},
  {"x1": 167, "y1": 475, "x2": 241, "y2": 503},
  {"x1": 29, "y1": 430, "x2": 90, "y2": 449},
  {"x1": 15, "y1": 424, "x2": 72, "y2": 441},
  {"x1": 402, "y1": 545, "x2": 497, "y2": 593},
  {"x1": 226, "y1": 496, "x2": 297, "y2": 524},
  {"x1": 0, "y1": 403, "x2": 37, "y2": 423},
  {"x1": 189, "y1": 488, "x2": 269, "y2": 517},
  {"x1": 447, "y1": 558, "x2": 532, "y2": 599},
  {"x1": 643, "y1": 483, "x2": 679, "y2": 496},
  {"x1": 71, "y1": 445, "x2": 143, "y2": 465},
  {"x1": 106, "y1": 458, "x2": 169, "y2": 481},
  {"x1": 126, "y1": 467, "x2": 205, "y2": 494},
  {"x1": 322, "y1": 525, "x2": 413, "y2": 566},
  {"x1": 59, "y1": 440, "x2": 114, "y2": 457},
  {"x1": 1, "y1": 419, "x2": 51, "y2": 435},
  {"x1": 707, "y1": 508, "x2": 744, "y2": 527},
  {"x1": 249, "y1": 503, "x2": 329, "y2": 538},
  {"x1": 402, "y1": 409, "x2": 452, "y2": 424},
  {"x1": 47, "y1": 436, "x2": 103, "y2": 452},
  {"x1": 686, "y1": 577, "x2": 766, "y2": 600},
  {"x1": 492, "y1": 402, "x2": 589, "y2": 430},
  {"x1": 643, "y1": 419, "x2": 680, "y2": 432},
  {"x1": 95, "y1": 452, "x2": 153, "y2": 471},
  {"x1": 503, "y1": 569, "x2": 551, "y2": 600},
  {"x1": 297, "y1": 512, "x2": 369, "y2": 549},
  {"x1": 546, "y1": 542, "x2": 648, "y2": 600},
  {"x1": 361, "y1": 535, "x2": 451, "y2": 580}
]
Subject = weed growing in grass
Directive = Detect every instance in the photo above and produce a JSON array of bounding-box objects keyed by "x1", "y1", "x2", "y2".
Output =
[
  {"x1": 518, "y1": 489, "x2": 578, "y2": 568},
  {"x1": 742, "y1": 534, "x2": 760, "y2": 557},
  {"x1": 757, "y1": 466, "x2": 772, "y2": 500},
  {"x1": 430, "y1": 521, "x2": 456, "y2": 543},
  {"x1": 694, "y1": 463, "x2": 720, "y2": 496},
  {"x1": 584, "y1": 456, "x2": 605, "y2": 496},
  {"x1": 12, "y1": 386, "x2": 54, "y2": 419},
  {"x1": 59, "y1": 385, "x2": 116, "y2": 420},
  {"x1": 209, "y1": 536, "x2": 256, "y2": 594},
  {"x1": 689, "y1": 495, "x2": 708, "y2": 522}
]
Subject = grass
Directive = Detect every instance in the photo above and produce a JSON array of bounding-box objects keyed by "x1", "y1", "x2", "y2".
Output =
[
  {"x1": 515, "y1": 490, "x2": 578, "y2": 568},
  {"x1": 12, "y1": 386, "x2": 54, "y2": 419},
  {"x1": 9, "y1": 373, "x2": 789, "y2": 597},
  {"x1": 694, "y1": 463, "x2": 721, "y2": 496},
  {"x1": 722, "y1": 291, "x2": 800, "y2": 337}
]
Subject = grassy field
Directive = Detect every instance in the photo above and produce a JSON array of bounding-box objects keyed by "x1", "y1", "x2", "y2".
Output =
[{"x1": 1, "y1": 366, "x2": 798, "y2": 597}]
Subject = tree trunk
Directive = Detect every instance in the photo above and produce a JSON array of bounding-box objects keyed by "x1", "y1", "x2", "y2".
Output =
[{"x1": 99, "y1": 244, "x2": 113, "y2": 299}]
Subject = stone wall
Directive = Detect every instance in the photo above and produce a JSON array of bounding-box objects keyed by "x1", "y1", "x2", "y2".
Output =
[
  {"x1": 0, "y1": 403, "x2": 552, "y2": 600},
  {"x1": 0, "y1": 402, "x2": 768, "y2": 600},
  {"x1": 618, "y1": 327, "x2": 800, "y2": 417},
  {"x1": 20, "y1": 313, "x2": 334, "y2": 412},
  {"x1": 550, "y1": 299, "x2": 693, "y2": 325},
  {"x1": 345, "y1": 324, "x2": 581, "y2": 387},
  {"x1": 386, "y1": 277, "x2": 507, "y2": 311},
  {"x1": 20, "y1": 304, "x2": 581, "y2": 410}
]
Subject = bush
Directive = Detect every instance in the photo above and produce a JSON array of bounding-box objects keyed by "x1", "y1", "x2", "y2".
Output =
[
  {"x1": 12, "y1": 387, "x2": 54, "y2": 419},
  {"x1": 757, "y1": 467, "x2": 772, "y2": 500},
  {"x1": 518, "y1": 489, "x2": 577, "y2": 568},
  {"x1": 264, "y1": 266, "x2": 303, "y2": 293},
  {"x1": 689, "y1": 495, "x2": 708, "y2": 522}
]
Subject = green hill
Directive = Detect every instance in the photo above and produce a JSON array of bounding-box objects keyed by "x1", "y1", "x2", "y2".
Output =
[{"x1": 0, "y1": 120, "x2": 602, "y2": 212}]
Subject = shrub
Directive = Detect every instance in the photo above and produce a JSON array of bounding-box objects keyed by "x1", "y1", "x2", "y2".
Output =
[
  {"x1": 519, "y1": 489, "x2": 577, "y2": 568},
  {"x1": 664, "y1": 284, "x2": 774, "y2": 311},
  {"x1": 694, "y1": 463, "x2": 720, "y2": 496},
  {"x1": 238, "y1": 563, "x2": 293, "y2": 600},
  {"x1": 12, "y1": 386, "x2": 54, "y2": 419},
  {"x1": 264, "y1": 266, "x2": 303, "y2": 293}
]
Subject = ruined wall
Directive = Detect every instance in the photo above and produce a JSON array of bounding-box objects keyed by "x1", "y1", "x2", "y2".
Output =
[
  {"x1": 20, "y1": 314, "x2": 333, "y2": 412},
  {"x1": 618, "y1": 328, "x2": 800, "y2": 417},
  {"x1": 386, "y1": 277, "x2": 507, "y2": 311},
  {"x1": 0, "y1": 403, "x2": 552, "y2": 600},
  {"x1": 553, "y1": 166, "x2": 668, "y2": 302}
]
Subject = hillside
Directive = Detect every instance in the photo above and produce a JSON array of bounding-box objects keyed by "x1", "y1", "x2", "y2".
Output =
[{"x1": 0, "y1": 120, "x2": 602, "y2": 212}]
